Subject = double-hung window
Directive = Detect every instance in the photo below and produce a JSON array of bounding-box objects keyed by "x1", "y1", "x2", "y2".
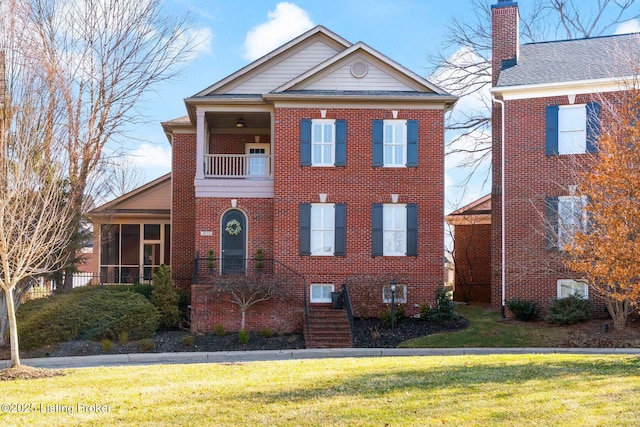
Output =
[
  {"x1": 546, "y1": 195, "x2": 588, "y2": 250},
  {"x1": 299, "y1": 203, "x2": 346, "y2": 256},
  {"x1": 300, "y1": 119, "x2": 347, "y2": 166},
  {"x1": 384, "y1": 120, "x2": 406, "y2": 166},
  {"x1": 546, "y1": 102, "x2": 600, "y2": 155},
  {"x1": 372, "y1": 119, "x2": 418, "y2": 167},
  {"x1": 372, "y1": 204, "x2": 418, "y2": 256},
  {"x1": 312, "y1": 120, "x2": 335, "y2": 166}
]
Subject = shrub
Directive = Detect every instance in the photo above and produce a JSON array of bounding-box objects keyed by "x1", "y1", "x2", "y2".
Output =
[
  {"x1": 214, "y1": 325, "x2": 226, "y2": 336},
  {"x1": 118, "y1": 331, "x2": 129, "y2": 344},
  {"x1": 506, "y1": 298, "x2": 540, "y2": 322},
  {"x1": 420, "y1": 286, "x2": 459, "y2": 322},
  {"x1": 380, "y1": 304, "x2": 405, "y2": 329},
  {"x1": 260, "y1": 328, "x2": 274, "y2": 338},
  {"x1": 181, "y1": 335, "x2": 195, "y2": 346},
  {"x1": 101, "y1": 339, "x2": 113, "y2": 352},
  {"x1": 17, "y1": 287, "x2": 160, "y2": 350},
  {"x1": 151, "y1": 265, "x2": 180, "y2": 330},
  {"x1": 138, "y1": 338, "x2": 155, "y2": 352},
  {"x1": 546, "y1": 294, "x2": 593, "y2": 325},
  {"x1": 238, "y1": 329, "x2": 250, "y2": 344}
]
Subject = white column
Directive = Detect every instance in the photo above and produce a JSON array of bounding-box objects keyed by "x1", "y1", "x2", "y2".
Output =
[{"x1": 195, "y1": 109, "x2": 205, "y2": 180}]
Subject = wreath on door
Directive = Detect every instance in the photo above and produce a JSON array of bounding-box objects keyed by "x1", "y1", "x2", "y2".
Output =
[{"x1": 225, "y1": 219, "x2": 242, "y2": 236}]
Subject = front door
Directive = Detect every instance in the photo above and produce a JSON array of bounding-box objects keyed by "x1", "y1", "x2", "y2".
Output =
[{"x1": 221, "y1": 209, "x2": 246, "y2": 275}]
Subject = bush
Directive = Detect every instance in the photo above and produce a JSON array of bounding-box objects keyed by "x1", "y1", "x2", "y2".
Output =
[
  {"x1": 238, "y1": 329, "x2": 250, "y2": 344},
  {"x1": 420, "y1": 286, "x2": 459, "y2": 322},
  {"x1": 546, "y1": 294, "x2": 593, "y2": 325},
  {"x1": 138, "y1": 338, "x2": 155, "y2": 351},
  {"x1": 506, "y1": 298, "x2": 540, "y2": 322},
  {"x1": 151, "y1": 265, "x2": 180, "y2": 330},
  {"x1": 17, "y1": 287, "x2": 160, "y2": 350},
  {"x1": 101, "y1": 339, "x2": 113, "y2": 352},
  {"x1": 260, "y1": 328, "x2": 274, "y2": 338},
  {"x1": 181, "y1": 335, "x2": 195, "y2": 346},
  {"x1": 380, "y1": 304, "x2": 405, "y2": 329},
  {"x1": 118, "y1": 331, "x2": 129, "y2": 344},
  {"x1": 214, "y1": 325, "x2": 226, "y2": 336}
]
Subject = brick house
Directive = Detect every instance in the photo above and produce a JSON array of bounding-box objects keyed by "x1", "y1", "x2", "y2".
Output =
[
  {"x1": 151, "y1": 26, "x2": 456, "y2": 339},
  {"x1": 490, "y1": 0, "x2": 640, "y2": 313}
]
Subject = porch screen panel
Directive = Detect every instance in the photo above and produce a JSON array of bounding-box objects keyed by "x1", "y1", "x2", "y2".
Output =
[{"x1": 121, "y1": 224, "x2": 140, "y2": 265}]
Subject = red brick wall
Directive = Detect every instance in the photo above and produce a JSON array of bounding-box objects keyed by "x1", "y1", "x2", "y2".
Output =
[
  {"x1": 453, "y1": 223, "x2": 491, "y2": 303},
  {"x1": 171, "y1": 133, "x2": 196, "y2": 289},
  {"x1": 271, "y1": 107, "x2": 445, "y2": 318}
]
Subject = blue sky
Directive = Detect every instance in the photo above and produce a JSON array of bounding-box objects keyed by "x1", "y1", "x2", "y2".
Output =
[{"x1": 120, "y1": 0, "x2": 640, "y2": 211}]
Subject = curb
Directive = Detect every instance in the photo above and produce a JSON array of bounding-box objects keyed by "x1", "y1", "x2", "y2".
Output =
[{"x1": 3, "y1": 347, "x2": 640, "y2": 369}]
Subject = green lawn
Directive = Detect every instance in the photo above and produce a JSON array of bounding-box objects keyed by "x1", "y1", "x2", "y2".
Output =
[
  {"x1": 402, "y1": 304, "x2": 575, "y2": 348},
  {"x1": 2, "y1": 355, "x2": 640, "y2": 426}
]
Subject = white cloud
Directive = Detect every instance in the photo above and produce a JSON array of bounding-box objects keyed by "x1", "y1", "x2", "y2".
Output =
[
  {"x1": 242, "y1": 2, "x2": 314, "y2": 61},
  {"x1": 126, "y1": 143, "x2": 172, "y2": 172},
  {"x1": 615, "y1": 19, "x2": 640, "y2": 35}
]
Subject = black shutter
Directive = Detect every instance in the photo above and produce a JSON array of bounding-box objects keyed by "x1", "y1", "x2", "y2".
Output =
[
  {"x1": 334, "y1": 203, "x2": 346, "y2": 256},
  {"x1": 545, "y1": 105, "x2": 559, "y2": 156},
  {"x1": 372, "y1": 204, "x2": 383, "y2": 256},
  {"x1": 335, "y1": 119, "x2": 347, "y2": 166},
  {"x1": 300, "y1": 119, "x2": 311, "y2": 166},
  {"x1": 406, "y1": 120, "x2": 418, "y2": 167},
  {"x1": 545, "y1": 197, "x2": 559, "y2": 250},
  {"x1": 586, "y1": 102, "x2": 600, "y2": 153},
  {"x1": 299, "y1": 203, "x2": 311, "y2": 256},
  {"x1": 372, "y1": 120, "x2": 384, "y2": 167},
  {"x1": 406, "y1": 204, "x2": 418, "y2": 256}
]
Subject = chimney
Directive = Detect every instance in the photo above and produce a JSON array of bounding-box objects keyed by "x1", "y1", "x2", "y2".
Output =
[{"x1": 491, "y1": 0, "x2": 519, "y2": 87}]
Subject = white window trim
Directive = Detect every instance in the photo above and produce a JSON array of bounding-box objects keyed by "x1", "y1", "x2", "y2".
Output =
[
  {"x1": 310, "y1": 284, "x2": 334, "y2": 303},
  {"x1": 383, "y1": 204, "x2": 407, "y2": 256},
  {"x1": 310, "y1": 203, "x2": 335, "y2": 256},
  {"x1": 557, "y1": 279, "x2": 588, "y2": 299},
  {"x1": 558, "y1": 104, "x2": 587, "y2": 155},
  {"x1": 311, "y1": 119, "x2": 335, "y2": 166},
  {"x1": 383, "y1": 119, "x2": 407, "y2": 167},
  {"x1": 382, "y1": 284, "x2": 407, "y2": 303}
]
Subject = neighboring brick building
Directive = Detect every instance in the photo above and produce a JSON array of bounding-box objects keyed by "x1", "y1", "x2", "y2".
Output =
[
  {"x1": 446, "y1": 195, "x2": 491, "y2": 303},
  {"x1": 155, "y1": 26, "x2": 457, "y2": 336},
  {"x1": 490, "y1": 0, "x2": 640, "y2": 313}
]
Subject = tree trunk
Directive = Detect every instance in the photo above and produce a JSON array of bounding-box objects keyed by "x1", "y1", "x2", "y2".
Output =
[
  {"x1": 5, "y1": 287, "x2": 21, "y2": 367},
  {"x1": 606, "y1": 300, "x2": 628, "y2": 330},
  {"x1": 240, "y1": 309, "x2": 246, "y2": 330}
]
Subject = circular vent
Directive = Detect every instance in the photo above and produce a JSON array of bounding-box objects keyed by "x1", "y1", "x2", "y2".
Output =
[{"x1": 350, "y1": 61, "x2": 368, "y2": 78}]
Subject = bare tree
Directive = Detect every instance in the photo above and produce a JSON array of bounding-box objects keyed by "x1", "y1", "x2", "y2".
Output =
[
  {"x1": 1, "y1": 0, "x2": 196, "y2": 289},
  {"x1": 207, "y1": 274, "x2": 290, "y2": 331},
  {"x1": 431, "y1": 0, "x2": 640, "y2": 191},
  {"x1": 0, "y1": 74, "x2": 75, "y2": 367}
]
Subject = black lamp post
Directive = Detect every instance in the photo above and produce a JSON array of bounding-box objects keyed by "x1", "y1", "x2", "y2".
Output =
[{"x1": 390, "y1": 280, "x2": 396, "y2": 334}]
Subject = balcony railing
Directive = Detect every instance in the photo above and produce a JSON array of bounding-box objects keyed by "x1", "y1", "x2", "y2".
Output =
[{"x1": 204, "y1": 154, "x2": 272, "y2": 179}]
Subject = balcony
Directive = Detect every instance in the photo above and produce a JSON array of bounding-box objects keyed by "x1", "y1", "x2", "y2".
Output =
[
  {"x1": 204, "y1": 153, "x2": 272, "y2": 179},
  {"x1": 196, "y1": 153, "x2": 274, "y2": 198}
]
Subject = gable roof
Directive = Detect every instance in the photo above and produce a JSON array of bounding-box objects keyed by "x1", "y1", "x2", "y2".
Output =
[
  {"x1": 445, "y1": 194, "x2": 491, "y2": 226},
  {"x1": 182, "y1": 25, "x2": 456, "y2": 121},
  {"x1": 497, "y1": 33, "x2": 640, "y2": 88},
  {"x1": 88, "y1": 173, "x2": 171, "y2": 217}
]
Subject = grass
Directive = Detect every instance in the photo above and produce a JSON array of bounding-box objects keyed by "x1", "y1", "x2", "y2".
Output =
[
  {"x1": 401, "y1": 304, "x2": 572, "y2": 348},
  {"x1": 1, "y1": 355, "x2": 640, "y2": 426}
]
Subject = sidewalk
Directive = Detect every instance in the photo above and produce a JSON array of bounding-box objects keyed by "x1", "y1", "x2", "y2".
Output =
[{"x1": 3, "y1": 347, "x2": 640, "y2": 369}]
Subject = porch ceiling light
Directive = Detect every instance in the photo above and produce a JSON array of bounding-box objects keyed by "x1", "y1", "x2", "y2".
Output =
[{"x1": 235, "y1": 118, "x2": 246, "y2": 128}]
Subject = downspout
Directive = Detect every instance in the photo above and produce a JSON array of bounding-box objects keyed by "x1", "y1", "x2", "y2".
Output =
[{"x1": 492, "y1": 96, "x2": 506, "y2": 318}]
